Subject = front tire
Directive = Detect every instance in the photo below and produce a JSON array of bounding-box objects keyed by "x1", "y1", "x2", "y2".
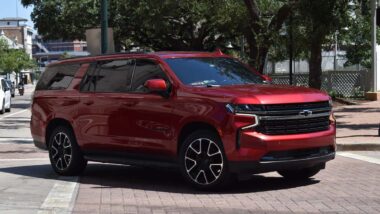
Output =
[
  {"x1": 179, "y1": 130, "x2": 230, "y2": 190},
  {"x1": 278, "y1": 165, "x2": 323, "y2": 180},
  {"x1": 48, "y1": 126, "x2": 87, "y2": 175}
]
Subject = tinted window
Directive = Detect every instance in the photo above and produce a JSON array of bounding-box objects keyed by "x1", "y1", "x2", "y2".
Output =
[
  {"x1": 165, "y1": 58, "x2": 263, "y2": 86},
  {"x1": 80, "y1": 64, "x2": 97, "y2": 92},
  {"x1": 131, "y1": 59, "x2": 168, "y2": 93},
  {"x1": 81, "y1": 59, "x2": 135, "y2": 93},
  {"x1": 36, "y1": 63, "x2": 80, "y2": 90}
]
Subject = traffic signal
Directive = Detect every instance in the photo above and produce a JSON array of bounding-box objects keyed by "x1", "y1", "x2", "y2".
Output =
[{"x1": 377, "y1": 8, "x2": 380, "y2": 26}]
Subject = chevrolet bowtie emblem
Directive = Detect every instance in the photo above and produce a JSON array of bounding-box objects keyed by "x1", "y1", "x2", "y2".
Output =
[{"x1": 299, "y1": 110, "x2": 313, "y2": 117}]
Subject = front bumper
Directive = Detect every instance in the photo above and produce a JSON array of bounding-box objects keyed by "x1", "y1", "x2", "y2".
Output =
[
  {"x1": 229, "y1": 152, "x2": 335, "y2": 174},
  {"x1": 224, "y1": 123, "x2": 336, "y2": 161}
]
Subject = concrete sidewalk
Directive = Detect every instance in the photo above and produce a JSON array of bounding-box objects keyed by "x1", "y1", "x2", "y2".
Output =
[{"x1": 334, "y1": 101, "x2": 380, "y2": 151}]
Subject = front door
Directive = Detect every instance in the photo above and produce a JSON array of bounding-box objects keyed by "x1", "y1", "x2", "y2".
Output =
[{"x1": 120, "y1": 58, "x2": 176, "y2": 156}]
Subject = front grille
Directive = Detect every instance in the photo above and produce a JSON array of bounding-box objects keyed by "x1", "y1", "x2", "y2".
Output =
[
  {"x1": 257, "y1": 116, "x2": 330, "y2": 135},
  {"x1": 254, "y1": 101, "x2": 331, "y2": 135}
]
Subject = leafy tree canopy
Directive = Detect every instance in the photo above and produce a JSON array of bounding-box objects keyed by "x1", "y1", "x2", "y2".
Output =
[
  {"x1": 22, "y1": 0, "x2": 364, "y2": 90},
  {"x1": 22, "y1": 0, "x2": 242, "y2": 51},
  {"x1": 0, "y1": 38, "x2": 36, "y2": 75}
]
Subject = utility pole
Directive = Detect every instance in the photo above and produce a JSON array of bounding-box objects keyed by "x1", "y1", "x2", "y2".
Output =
[
  {"x1": 334, "y1": 31, "x2": 338, "y2": 71},
  {"x1": 371, "y1": 0, "x2": 377, "y2": 92},
  {"x1": 288, "y1": 14, "x2": 293, "y2": 85},
  {"x1": 101, "y1": 0, "x2": 108, "y2": 54}
]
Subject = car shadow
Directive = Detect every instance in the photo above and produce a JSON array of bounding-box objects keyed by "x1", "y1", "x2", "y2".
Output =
[
  {"x1": 0, "y1": 163, "x2": 67, "y2": 181},
  {"x1": 0, "y1": 162, "x2": 319, "y2": 194}
]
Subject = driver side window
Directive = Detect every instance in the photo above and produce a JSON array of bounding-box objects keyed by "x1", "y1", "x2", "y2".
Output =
[{"x1": 130, "y1": 59, "x2": 169, "y2": 93}]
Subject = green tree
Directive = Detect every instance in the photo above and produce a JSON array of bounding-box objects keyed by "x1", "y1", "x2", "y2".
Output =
[
  {"x1": 22, "y1": 0, "x2": 240, "y2": 51},
  {"x1": 0, "y1": 48, "x2": 36, "y2": 83},
  {"x1": 242, "y1": 0, "x2": 297, "y2": 72},
  {"x1": 297, "y1": 0, "x2": 350, "y2": 89},
  {"x1": 340, "y1": 0, "x2": 379, "y2": 69},
  {"x1": 23, "y1": 0, "x2": 354, "y2": 90}
]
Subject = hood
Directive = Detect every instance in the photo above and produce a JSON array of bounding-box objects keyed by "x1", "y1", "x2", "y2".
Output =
[{"x1": 183, "y1": 84, "x2": 330, "y2": 104}]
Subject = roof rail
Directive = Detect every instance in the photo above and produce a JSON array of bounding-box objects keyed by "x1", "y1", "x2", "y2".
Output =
[{"x1": 60, "y1": 51, "x2": 150, "y2": 61}]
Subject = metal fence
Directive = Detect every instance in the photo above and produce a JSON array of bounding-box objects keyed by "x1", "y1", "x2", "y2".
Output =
[{"x1": 269, "y1": 70, "x2": 369, "y2": 98}]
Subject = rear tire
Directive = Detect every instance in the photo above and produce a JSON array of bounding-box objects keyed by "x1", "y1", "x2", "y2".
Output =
[
  {"x1": 179, "y1": 130, "x2": 230, "y2": 190},
  {"x1": 278, "y1": 165, "x2": 322, "y2": 180},
  {"x1": 48, "y1": 126, "x2": 87, "y2": 175}
]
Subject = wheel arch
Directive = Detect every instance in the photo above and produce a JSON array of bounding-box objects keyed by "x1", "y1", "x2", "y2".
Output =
[
  {"x1": 177, "y1": 121, "x2": 221, "y2": 155},
  {"x1": 45, "y1": 118, "x2": 75, "y2": 148}
]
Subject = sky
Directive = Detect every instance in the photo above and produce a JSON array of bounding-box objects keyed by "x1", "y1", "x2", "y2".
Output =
[{"x1": 0, "y1": 0, "x2": 34, "y2": 28}]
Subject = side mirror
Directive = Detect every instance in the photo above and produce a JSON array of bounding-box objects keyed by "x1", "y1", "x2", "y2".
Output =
[
  {"x1": 144, "y1": 79, "x2": 167, "y2": 92},
  {"x1": 262, "y1": 75, "x2": 272, "y2": 84}
]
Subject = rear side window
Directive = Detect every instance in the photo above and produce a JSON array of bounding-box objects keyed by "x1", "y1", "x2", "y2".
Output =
[
  {"x1": 36, "y1": 63, "x2": 81, "y2": 90},
  {"x1": 81, "y1": 59, "x2": 135, "y2": 93}
]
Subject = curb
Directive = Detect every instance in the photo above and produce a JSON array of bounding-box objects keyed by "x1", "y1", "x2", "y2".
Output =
[{"x1": 337, "y1": 143, "x2": 380, "y2": 151}]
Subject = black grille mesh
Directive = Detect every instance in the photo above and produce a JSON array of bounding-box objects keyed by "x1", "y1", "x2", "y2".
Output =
[{"x1": 255, "y1": 102, "x2": 331, "y2": 135}]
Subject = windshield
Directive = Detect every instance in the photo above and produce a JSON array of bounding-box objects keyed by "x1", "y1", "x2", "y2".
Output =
[{"x1": 165, "y1": 57, "x2": 264, "y2": 86}]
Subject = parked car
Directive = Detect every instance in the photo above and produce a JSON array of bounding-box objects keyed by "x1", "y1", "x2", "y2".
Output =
[
  {"x1": 0, "y1": 78, "x2": 11, "y2": 114},
  {"x1": 31, "y1": 52, "x2": 336, "y2": 189},
  {"x1": 5, "y1": 79, "x2": 15, "y2": 97}
]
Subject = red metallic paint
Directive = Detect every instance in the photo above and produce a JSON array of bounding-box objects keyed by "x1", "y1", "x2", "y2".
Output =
[
  {"x1": 144, "y1": 79, "x2": 167, "y2": 92},
  {"x1": 31, "y1": 51, "x2": 336, "y2": 164}
]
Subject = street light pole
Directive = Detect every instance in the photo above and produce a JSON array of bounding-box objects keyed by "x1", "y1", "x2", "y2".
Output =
[
  {"x1": 101, "y1": 0, "x2": 108, "y2": 54},
  {"x1": 334, "y1": 31, "x2": 338, "y2": 71},
  {"x1": 289, "y1": 13, "x2": 293, "y2": 85},
  {"x1": 371, "y1": 0, "x2": 377, "y2": 92}
]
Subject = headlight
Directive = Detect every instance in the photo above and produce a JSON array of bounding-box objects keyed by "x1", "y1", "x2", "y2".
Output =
[
  {"x1": 225, "y1": 104, "x2": 260, "y2": 129},
  {"x1": 225, "y1": 104, "x2": 262, "y2": 114}
]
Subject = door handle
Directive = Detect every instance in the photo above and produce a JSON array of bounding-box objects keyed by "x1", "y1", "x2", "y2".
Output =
[
  {"x1": 121, "y1": 101, "x2": 136, "y2": 107},
  {"x1": 83, "y1": 100, "x2": 94, "y2": 105}
]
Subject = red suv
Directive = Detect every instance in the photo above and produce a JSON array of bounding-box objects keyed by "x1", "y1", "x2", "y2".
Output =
[{"x1": 31, "y1": 52, "x2": 336, "y2": 189}]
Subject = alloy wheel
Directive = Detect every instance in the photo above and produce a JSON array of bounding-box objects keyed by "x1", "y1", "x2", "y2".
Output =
[
  {"x1": 184, "y1": 138, "x2": 224, "y2": 185},
  {"x1": 50, "y1": 132, "x2": 72, "y2": 171}
]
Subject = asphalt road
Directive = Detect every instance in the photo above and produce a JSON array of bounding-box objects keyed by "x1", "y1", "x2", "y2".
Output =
[{"x1": 0, "y1": 87, "x2": 379, "y2": 214}]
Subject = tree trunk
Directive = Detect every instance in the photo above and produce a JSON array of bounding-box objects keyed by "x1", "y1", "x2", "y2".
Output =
[
  {"x1": 243, "y1": 0, "x2": 293, "y2": 74},
  {"x1": 246, "y1": 33, "x2": 259, "y2": 69},
  {"x1": 309, "y1": 40, "x2": 322, "y2": 89},
  {"x1": 245, "y1": 33, "x2": 268, "y2": 74},
  {"x1": 258, "y1": 46, "x2": 269, "y2": 73}
]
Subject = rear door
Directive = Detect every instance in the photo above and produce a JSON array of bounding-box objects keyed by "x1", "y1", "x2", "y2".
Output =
[{"x1": 76, "y1": 59, "x2": 135, "y2": 152}]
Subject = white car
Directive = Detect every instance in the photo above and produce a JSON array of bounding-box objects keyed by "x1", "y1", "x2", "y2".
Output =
[{"x1": 0, "y1": 78, "x2": 11, "y2": 114}]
